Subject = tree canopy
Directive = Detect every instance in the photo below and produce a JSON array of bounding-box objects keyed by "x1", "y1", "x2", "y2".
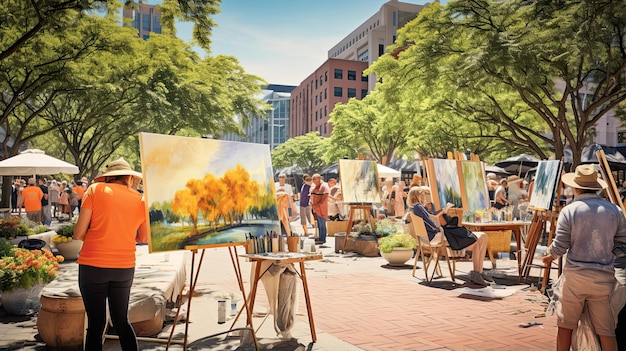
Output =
[
  {"x1": 368, "y1": 0, "x2": 626, "y2": 166},
  {"x1": 270, "y1": 132, "x2": 331, "y2": 175}
]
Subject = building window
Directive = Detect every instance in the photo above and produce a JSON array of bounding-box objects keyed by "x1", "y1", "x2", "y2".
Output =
[
  {"x1": 142, "y1": 14, "x2": 150, "y2": 31},
  {"x1": 334, "y1": 69, "x2": 343, "y2": 79},
  {"x1": 319, "y1": 92, "x2": 322, "y2": 101},
  {"x1": 347, "y1": 88, "x2": 356, "y2": 98},
  {"x1": 334, "y1": 87, "x2": 343, "y2": 97},
  {"x1": 324, "y1": 123, "x2": 327, "y2": 135},
  {"x1": 324, "y1": 106, "x2": 328, "y2": 116},
  {"x1": 361, "y1": 89, "x2": 368, "y2": 99},
  {"x1": 325, "y1": 72, "x2": 328, "y2": 81},
  {"x1": 315, "y1": 111, "x2": 318, "y2": 121},
  {"x1": 379, "y1": 44, "x2": 384, "y2": 56},
  {"x1": 315, "y1": 79, "x2": 318, "y2": 89},
  {"x1": 348, "y1": 70, "x2": 356, "y2": 80},
  {"x1": 362, "y1": 74, "x2": 368, "y2": 82},
  {"x1": 324, "y1": 89, "x2": 327, "y2": 99}
]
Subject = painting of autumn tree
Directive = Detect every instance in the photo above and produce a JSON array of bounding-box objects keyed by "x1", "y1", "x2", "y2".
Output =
[{"x1": 140, "y1": 133, "x2": 280, "y2": 252}]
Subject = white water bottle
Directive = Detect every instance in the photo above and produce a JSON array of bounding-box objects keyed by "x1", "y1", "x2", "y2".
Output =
[{"x1": 217, "y1": 300, "x2": 226, "y2": 324}]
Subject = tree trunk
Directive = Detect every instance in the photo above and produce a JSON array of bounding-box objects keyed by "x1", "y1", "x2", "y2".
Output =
[{"x1": 1, "y1": 176, "x2": 12, "y2": 209}]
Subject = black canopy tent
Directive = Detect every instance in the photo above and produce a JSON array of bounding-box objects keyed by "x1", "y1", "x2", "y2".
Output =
[{"x1": 494, "y1": 154, "x2": 541, "y2": 177}]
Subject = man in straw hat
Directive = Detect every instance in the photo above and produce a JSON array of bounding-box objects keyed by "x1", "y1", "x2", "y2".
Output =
[{"x1": 542, "y1": 165, "x2": 626, "y2": 351}]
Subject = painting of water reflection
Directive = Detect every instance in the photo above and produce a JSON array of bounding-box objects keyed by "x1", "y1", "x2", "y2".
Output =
[{"x1": 139, "y1": 133, "x2": 280, "y2": 252}]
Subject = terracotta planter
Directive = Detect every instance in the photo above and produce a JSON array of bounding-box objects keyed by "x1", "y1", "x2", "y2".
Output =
[
  {"x1": 1, "y1": 283, "x2": 44, "y2": 315},
  {"x1": 37, "y1": 295, "x2": 85, "y2": 351},
  {"x1": 380, "y1": 247, "x2": 414, "y2": 266},
  {"x1": 56, "y1": 240, "x2": 83, "y2": 260}
]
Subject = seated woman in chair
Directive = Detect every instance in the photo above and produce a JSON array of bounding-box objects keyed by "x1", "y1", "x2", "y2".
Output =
[{"x1": 406, "y1": 186, "x2": 492, "y2": 286}]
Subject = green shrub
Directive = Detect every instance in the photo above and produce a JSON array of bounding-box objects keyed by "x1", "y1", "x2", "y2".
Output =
[{"x1": 378, "y1": 233, "x2": 418, "y2": 254}]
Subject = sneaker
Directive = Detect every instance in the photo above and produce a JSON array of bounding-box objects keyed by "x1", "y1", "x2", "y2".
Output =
[
  {"x1": 482, "y1": 272, "x2": 495, "y2": 283},
  {"x1": 469, "y1": 270, "x2": 489, "y2": 286}
]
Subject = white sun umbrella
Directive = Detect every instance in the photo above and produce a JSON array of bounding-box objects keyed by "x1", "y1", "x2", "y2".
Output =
[
  {"x1": 0, "y1": 149, "x2": 79, "y2": 178},
  {"x1": 377, "y1": 163, "x2": 401, "y2": 179}
]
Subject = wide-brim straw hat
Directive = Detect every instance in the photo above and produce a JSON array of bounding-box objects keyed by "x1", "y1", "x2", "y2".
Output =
[
  {"x1": 94, "y1": 157, "x2": 142, "y2": 183},
  {"x1": 562, "y1": 164, "x2": 606, "y2": 190}
]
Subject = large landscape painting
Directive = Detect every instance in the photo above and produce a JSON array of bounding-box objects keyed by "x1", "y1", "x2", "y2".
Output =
[
  {"x1": 529, "y1": 160, "x2": 562, "y2": 210},
  {"x1": 339, "y1": 159, "x2": 381, "y2": 204},
  {"x1": 139, "y1": 133, "x2": 280, "y2": 252}
]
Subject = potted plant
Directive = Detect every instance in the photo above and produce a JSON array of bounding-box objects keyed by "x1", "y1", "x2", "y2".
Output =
[
  {"x1": 52, "y1": 223, "x2": 82, "y2": 260},
  {"x1": 374, "y1": 217, "x2": 405, "y2": 237},
  {"x1": 0, "y1": 239, "x2": 64, "y2": 315},
  {"x1": 378, "y1": 233, "x2": 418, "y2": 266},
  {"x1": 0, "y1": 217, "x2": 30, "y2": 242}
]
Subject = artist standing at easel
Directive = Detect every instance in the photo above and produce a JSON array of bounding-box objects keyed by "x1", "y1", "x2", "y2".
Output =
[
  {"x1": 542, "y1": 165, "x2": 626, "y2": 351},
  {"x1": 74, "y1": 158, "x2": 148, "y2": 351}
]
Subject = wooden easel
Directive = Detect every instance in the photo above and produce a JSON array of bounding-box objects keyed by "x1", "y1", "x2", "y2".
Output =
[
  {"x1": 521, "y1": 164, "x2": 563, "y2": 293},
  {"x1": 165, "y1": 242, "x2": 258, "y2": 351},
  {"x1": 342, "y1": 204, "x2": 375, "y2": 252}
]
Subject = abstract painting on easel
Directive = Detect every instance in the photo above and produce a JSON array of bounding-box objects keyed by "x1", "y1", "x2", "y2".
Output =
[
  {"x1": 427, "y1": 159, "x2": 463, "y2": 210},
  {"x1": 529, "y1": 160, "x2": 562, "y2": 211},
  {"x1": 139, "y1": 133, "x2": 280, "y2": 252},
  {"x1": 338, "y1": 159, "x2": 381, "y2": 204}
]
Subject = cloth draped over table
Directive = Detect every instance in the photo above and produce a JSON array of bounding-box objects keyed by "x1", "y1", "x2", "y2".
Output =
[{"x1": 248, "y1": 261, "x2": 299, "y2": 339}]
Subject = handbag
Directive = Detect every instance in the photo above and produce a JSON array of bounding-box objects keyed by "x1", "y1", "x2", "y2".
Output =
[{"x1": 442, "y1": 226, "x2": 477, "y2": 250}]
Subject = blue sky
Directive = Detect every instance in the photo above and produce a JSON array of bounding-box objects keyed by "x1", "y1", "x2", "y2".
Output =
[{"x1": 168, "y1": 0, "x2": 438, "y2": 86}]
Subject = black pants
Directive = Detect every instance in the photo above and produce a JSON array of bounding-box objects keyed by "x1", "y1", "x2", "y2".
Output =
[{"x1": 79, "y1": 265, "x2": 137, "y2": 351}]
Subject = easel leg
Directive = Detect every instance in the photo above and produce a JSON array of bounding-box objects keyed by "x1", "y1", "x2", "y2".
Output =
[
  {"x1": 227, "y1": 246, "x2": 258, "y2": 349},
  {"x1": 299, "y1": 261, "x2": 317, "y2": 342}
]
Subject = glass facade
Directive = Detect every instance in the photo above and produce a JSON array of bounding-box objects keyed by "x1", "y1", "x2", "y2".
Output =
[{"x1": 221, "y1": 86, "x2": 294, "y2": 150}]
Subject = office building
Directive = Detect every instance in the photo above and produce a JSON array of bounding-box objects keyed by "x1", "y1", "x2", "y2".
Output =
[
  {"x1": 290, "y1": 59, "x2": 368, "y2": 138},
  {"x1": 122, "y1": 3, "x2": 162, "y2": 39},
  {"x1": 222, "y1": 85, "x2": 295, "y2": 150},
  {"x1": 328, "y1": 0, "x2": 427, "y2": 91},
  {"x1": 290, "y1": 1, "x2": 426, "y2": 138}
]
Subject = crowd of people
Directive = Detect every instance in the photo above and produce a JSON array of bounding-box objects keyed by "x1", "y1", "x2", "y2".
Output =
[{"x1": 10, "y1": 176, "x2": 89, "y2": 225}]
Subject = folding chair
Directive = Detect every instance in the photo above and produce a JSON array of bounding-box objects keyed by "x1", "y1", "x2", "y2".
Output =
[{"x1": 410, "y1": 213, "x2": 458, "y2": 283}]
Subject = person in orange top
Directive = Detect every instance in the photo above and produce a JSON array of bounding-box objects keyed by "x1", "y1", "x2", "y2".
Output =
[
  {"x1": 21, "y1": 177, "x2": 43, "y2": 223},
  {"x1": 74, "y1": 158, "x2": 147, "y2": 351},
  {"x1": 72, "y1": 180, "x2": 85, "y2": 212}
]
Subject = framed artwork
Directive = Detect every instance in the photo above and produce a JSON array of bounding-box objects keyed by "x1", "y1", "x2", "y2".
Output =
[
  {"x1": 459, "y1": 161, "x2": 490, "y2": 212},
  {"x1": 139, "y1": 133, "x2": 280, "y2": 252},
  {"x1": 426, "y1": 158, "x2": 463, "y2": 211},
  {"x1": 529, "y1": 160, "x2": 562, "y2": 211},
  {"x1": 338, "y1": 159, "x2": 381, "y2": 204}
]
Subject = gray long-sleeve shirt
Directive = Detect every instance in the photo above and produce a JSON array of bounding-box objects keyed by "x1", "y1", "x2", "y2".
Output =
[{"x1": 549, "y1": 193, "x2": 626, "y2": 273}]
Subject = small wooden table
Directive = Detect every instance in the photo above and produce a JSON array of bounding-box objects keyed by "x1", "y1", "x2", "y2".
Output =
[
  {"x1": 241, "y1": 252, "x2": 323, "y2": 342},
  {"x1": 462, "y1": 221, "x2": 532, "y2": 277}
]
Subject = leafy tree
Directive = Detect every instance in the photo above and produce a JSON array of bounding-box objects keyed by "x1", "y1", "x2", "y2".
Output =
[
  {"x1": 172, "y1": 188, "x2": 199, "y2": 231},
  {"x1": 370, "y1": 0, "x2": 626, "y2": 166},
  {"x1": 329, "y1": 91, "x2": 418, "y2": 165},
  {"x1": 1, "y1": 0, "x2": 221, "y2": 61},
  {"x1": 270, "y1": 132, "x2": 331, "y2": 174}
]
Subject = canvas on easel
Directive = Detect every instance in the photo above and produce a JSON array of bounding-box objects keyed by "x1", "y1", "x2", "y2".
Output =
[
  {"x1": 338, "y1": 159, "x2": 381, "y2": 204},
  {"x1": 529, "y1": 160, "x2": 563, "y2": 210},
  {"x1": 459, "y1": 161, "x2": 490, "y2": 212},
  {"x1": 425, "y1": 158, "x2": 463, "y2": 211},
  {"x1": 139, "y1": 133, "x2": 281, "y2": 252}
]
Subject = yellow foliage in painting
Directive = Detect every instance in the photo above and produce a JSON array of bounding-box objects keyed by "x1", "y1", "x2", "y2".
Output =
[{"x1": 172, "y1": 188, "x2": 199, "y2": 231}]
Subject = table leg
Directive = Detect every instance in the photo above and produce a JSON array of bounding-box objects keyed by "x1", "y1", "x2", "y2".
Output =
[
  {"x1": 249, "y1": 261, "x2": 262, "y2": 316},
  {"x1": 299, "y1": 261, "x2": 317, "y2": 342},
  {"x1": 513, "y1": 228, "x2": 522, "y2": 278}
]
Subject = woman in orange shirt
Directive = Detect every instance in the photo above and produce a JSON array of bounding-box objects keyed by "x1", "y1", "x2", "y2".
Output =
[{"x1": 74, "y1": 158, "x2": 147, "y2": 351}]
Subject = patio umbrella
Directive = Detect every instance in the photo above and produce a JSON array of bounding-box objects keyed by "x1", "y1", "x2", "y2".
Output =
[
  {"x1": 0, "y1": 149, "x2": 79, "y2": 177},
  {"x1": 376, "y1": 164, "x2": 401, "y2": 179},
  {"x1": 494, "y1": 154, "x2": 540, "y2": 176},
  {"x1": 484, "y1": 165, "x2": 511, "y2": 176}
]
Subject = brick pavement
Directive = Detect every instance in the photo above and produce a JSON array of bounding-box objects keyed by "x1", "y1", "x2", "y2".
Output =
[{"x1": 0, "y1": 226, "x2": 559, "y2": 350}]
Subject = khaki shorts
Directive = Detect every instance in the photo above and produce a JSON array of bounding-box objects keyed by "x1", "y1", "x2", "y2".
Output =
[
  {"x1": 556, "y1": 268, "x2": 616, "y2": 336},
  {"x1": 300, "y1": 206, "x2": 313, "y2": 225}
]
